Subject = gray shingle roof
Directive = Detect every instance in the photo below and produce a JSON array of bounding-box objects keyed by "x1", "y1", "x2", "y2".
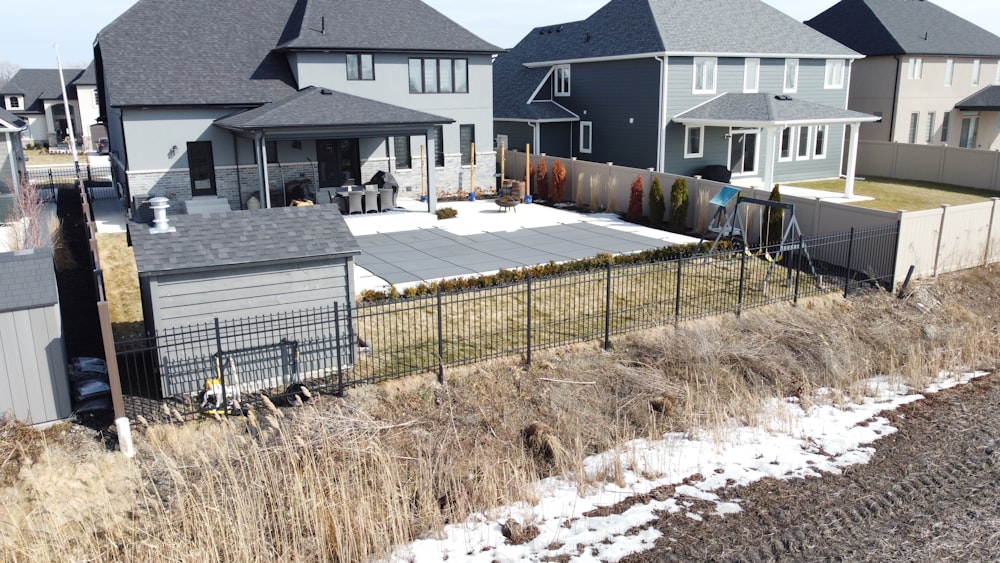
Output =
[
  {"x1": 74, "y1": 61, "x2": 97, "y2": 86},
  {"x1": 96, "y1": 0, "x2": 499, "y2": 108},
  {"x1": 673, "y1": 93, "x2": 879, "y2": 125},
  {"x1": 128, "y1": 204, "x2": 361, "y2": 275},
  {"x1": 278, "y1": 0, "x2": 500, "y2": 53},
  {"x1": 956, "y1": 86, "x2": 1000, "y2": 111},
  {"x1": 0, "y1": 69, "x2": 85, "y2": 113},
  {"x1": 215, "y1": 86, "x2": 453, "y2": 131},
  {"x1": 0, "y1": 249, "x2": 58, "y2": 313},
  {"x1": 0, "y1": 108, "x2": 26, "y2": 129},
  {"x1": 494, "y1": 0, "x2": 859, "y2": 121},
  {"x1": 806, "y1": 0, "x2": 1000, "y2": 57}
]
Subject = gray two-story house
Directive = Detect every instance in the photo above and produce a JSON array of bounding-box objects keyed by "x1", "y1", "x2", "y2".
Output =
[
  {"x1": 95, "y1": 0, "x2": 500, "y2": 213},
  {"x1": 494, "y1": 0, "x2": 879, "y2": 191}
]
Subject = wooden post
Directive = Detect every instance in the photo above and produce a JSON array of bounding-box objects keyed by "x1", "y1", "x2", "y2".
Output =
[
  {"x1": 525, "y1": 143, "x2": 531, "y2": 198},
  {"x1": 501, "y1": 142, "x2": 506, "y2": 189},
  {"x1": 470, "y1": 141, "x2": 476, "y2": 193},
  {"x1": 420, "y1": 144, "x2": 427, "y2": 198}
]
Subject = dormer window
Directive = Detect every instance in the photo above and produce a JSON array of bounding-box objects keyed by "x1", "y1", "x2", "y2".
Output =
[
  {"x1": 346, "y1": 53, "x2": 374, "y2": 81},
  {"x1": 554, "y1": 65, "x2": 570, "y2": 96},
  {"x1": 7, "y1": 96, "x2": 19, "y2": 109}
]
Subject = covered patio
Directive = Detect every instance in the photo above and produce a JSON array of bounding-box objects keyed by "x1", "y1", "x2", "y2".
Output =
[{"x1": 673, "y1": 93, "x2": 880, "y2": 197}]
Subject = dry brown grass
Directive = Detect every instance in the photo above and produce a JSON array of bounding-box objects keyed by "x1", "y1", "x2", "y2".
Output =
[
  {"x1": 96, "y1": 232, "x2": 143, "y2": 340},
  {"x1": 1, "y1": 265, "x2": 997, "y2": 561}
]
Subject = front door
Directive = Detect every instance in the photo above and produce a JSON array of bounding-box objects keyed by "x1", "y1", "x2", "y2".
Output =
[
  {"x1": 729, "y1": 131, "x2": 758, "y2": 175},
  {"x1": 317, "y1": 139, "x2": 361, "y2": 186}
]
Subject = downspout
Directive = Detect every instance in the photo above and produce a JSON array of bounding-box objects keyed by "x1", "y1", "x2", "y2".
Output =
[
  {"x1": 889, "y1": 56, "x2": 901, "y2": 142},
  {"x1": 6, "y1": 132, "x2": 19, "y2": 193},
  {"x1": 655, "y1": 56, "x2": 667, "y2": 172},
  {"x1": 528, "y1": 122, "x2": 540, "y2": 154},
  {"x1": 232, "y1": 132, "x2": 243, "y2": 209}
]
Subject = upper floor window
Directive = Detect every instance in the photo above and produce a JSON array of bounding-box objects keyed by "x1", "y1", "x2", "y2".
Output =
[
  {"x1": 944, "y1": 59, "x2": 954, "y2": 86},
  {"x1": 554, "y1": 65, "x2": 570, "y2": 96},
  {"x1": 7, "y1": 96, "x2": 18, "y2": 109},
  {"x1": 824, "y1": 60, "x2": 845, "y2": 89},
  {"x1": 693, "y1": 57, "x2": 717, "y2": 94},
  {"x1": 409, "y1": 58, "x2": 468, "y2": 94},
  {"x1": 684, "y1": 125, "x2": 704, "y2": 158},
  {"x1": 784, "y1": 59, "x2": 799, "y2": 93},
  {"x1": 347, "y1": 53, "x2": 374, "y2": 80},
  {"x1": 972, "y1": 59, "x2": 981, "y2": 86},
  {"x1": 907, "y1": 57, "x2": 922, "y2": 79},
  {"x1": 744, "y1": 58, "x2": 760, "y2": 93}
]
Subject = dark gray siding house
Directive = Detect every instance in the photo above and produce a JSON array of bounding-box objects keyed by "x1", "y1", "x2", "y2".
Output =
[
  {"x1": 128, "y1": 204, "x2": 361, "y2": 396},
  {"x1": 494, "y1": 0, "x2": 879, "y2": 191},
  {"x1": 0, "y1": 248, "x2": 71, "y2": 424}
]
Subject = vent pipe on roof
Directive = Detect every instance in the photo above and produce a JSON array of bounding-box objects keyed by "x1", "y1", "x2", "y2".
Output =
[
  {"x1": 321, "y1": 16, "x2": 326, "y2": 34},
  {"x1": 148, "y1": 197, "x2": 176, "y2": 234}
]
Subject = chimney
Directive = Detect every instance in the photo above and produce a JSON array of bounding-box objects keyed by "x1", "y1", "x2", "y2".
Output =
[{"x1": 148, "y1": 197, "x2": 176, "y2": 234}]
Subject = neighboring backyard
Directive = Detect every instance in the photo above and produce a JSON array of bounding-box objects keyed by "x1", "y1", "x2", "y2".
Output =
[{"x1": 796, "y1": 176, "x2": 999, "y2": 211}]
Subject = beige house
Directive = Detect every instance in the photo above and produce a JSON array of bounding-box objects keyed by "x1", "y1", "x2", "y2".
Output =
[{"x1": 807, "y1": 0, "x2": 1000, "y2": 150}]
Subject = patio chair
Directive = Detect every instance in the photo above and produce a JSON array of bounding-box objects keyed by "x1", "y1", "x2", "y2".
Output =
[
  {"x1": 347, "y1": 191, "x2": 364, "y2": 214},
  {"x1": 378, "y1": 188, "x2": 394, "y2": 212},
  {"x1": 364, "y1": 189, "x2": 379, "y2": 213}
]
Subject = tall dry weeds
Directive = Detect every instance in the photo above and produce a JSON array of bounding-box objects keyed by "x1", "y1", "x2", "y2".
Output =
[{"x1": 0, "y1": 265, "x2": 998, "y2": 561}]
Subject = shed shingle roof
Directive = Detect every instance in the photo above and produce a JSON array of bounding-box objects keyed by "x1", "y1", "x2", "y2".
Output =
[
  {"x1": 0, "y1": 108, "x2": 26, "y2": 129},
  {"x1": 673, "y1": 93, "x2": 879, "y2": 126},
  {"x1": 0, "y1": 69, "x2": 85, "y2": 113},
  {"x1": 806, "y1": 0, "x2": 1000, "y2": 57},
  {"x1": 215, "y1": 87, "x2": 453, "y2": 131},
  {"x1": 128, "y1": 205, "x2": 361, "y2": 275},
  {"x1": 0, "y1": 249, "x2": 58, "y2": 313}
]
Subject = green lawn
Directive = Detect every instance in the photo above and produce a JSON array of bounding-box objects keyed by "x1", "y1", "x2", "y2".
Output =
[{"x1": 794, "y1": 177, "x2": 998, "y2": 212}]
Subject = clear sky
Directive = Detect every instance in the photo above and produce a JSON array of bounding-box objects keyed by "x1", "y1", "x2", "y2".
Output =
[{"x1": 5, "y1": 0, "x2": 1000, "y2": 70}]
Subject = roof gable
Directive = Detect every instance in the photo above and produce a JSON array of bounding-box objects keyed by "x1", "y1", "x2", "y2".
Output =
[
  {"x1": 0, "y1": 69, "x2": 85, "y2": 113},
  {"x1": 0, "y1": 108, "x2": 26, "y2": 130},
  {"x1": 807, "y1": 0, "x2": 1000, "y2": 57}
]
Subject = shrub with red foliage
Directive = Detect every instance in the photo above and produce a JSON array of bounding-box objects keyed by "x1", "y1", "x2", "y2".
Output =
[
  {"x1": 626, "y1": 175, "x2": 644, "y2": 221},
  {"x1": 535, "y1": 160, "x2": 549, "y2": 200},
  {"x1": 551, "y1": 161, "x2": 567, "y2": 203}
]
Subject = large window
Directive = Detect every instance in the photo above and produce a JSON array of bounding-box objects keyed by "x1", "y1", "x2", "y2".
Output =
[
  {"x1": 393, "y1": 136, "x2": 411, "y2": 169},
  {"x1": 459, "y1": 124, "x2": 475, "y2": 166},
  {"x1": 908, "y1": 112, "x2": 919, "y2": 144},
  {"x1": 784, "y1": 59, "x2": 799, "y2": 93},
  {"x1": 580, "y1": 121, "x2": 593, "y2": 154},
  {"x1": 960, "y1": 115, "x2": 978, "y2": 148},
  {"x1": 972, "y1": 59, "x2": 981, "y2": 86},
  {"x1": 825, "y1": 59, "x2": 845, "y2": 89},
  {"x1": 908, "y1": 57, "x2": 923, "y2": 79},
  {"x1": 926, "y1": 112, "x2": 936, "y2": 144},
  {"x1": 187, "y1": 141, "x2": 217, "y2": 196},
  {"x1": 944, "y1": 59, "x2": 954, "y2": 86},
  {"x1": 431, "y1": 126, "x2": 444, "y2": 167},
  {"x1": 743, "y1": 58, "x2": 759, "y2": 93},
  {"x1": 684, "y1": 125, "x2": 703, "y2": 158},
  {"x1": 346, "y1": 53, "x2": 374, "y2": 80},
  {"x1": 693, "y1": 57, "x2": 717, "y2": 94},
  {"x1": 554, "y1": 65, "x2": 570, "y2": 96},
  {"x1": 409, "y1": 58, "x2": 468, "y2": 93}
]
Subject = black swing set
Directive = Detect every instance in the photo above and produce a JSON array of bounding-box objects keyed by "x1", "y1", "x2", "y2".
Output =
[{"x1": 700, "y1": 187, "x2": 823, "y2": 292}]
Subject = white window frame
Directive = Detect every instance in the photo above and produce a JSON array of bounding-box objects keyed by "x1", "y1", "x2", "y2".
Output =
[
  {"x1": 778, "y1": 127, "x2": 795, "y2": 162},
  {"x1": 824, "y1": 60, "x2": 845, "y2": 89},
  {"x1": 743, "y1": 58, "x2": 760, "y2": 93},
  {"x1": 944, "y1": 59, "x2": 954, "y2": 86},
  {"x1": 693, "y1": 57, "x2": 717, "y2": 95},
  {"x1": 554, "y1": 65, "x2": 571, "y2": 97},
  {"x1": 972, "y1": 59, "x2": 981, "y2": 86},
  {"x1": 813, "y1": 125, "x2": 828, "y2": 159},
  {"x1": 580, "y1": 121, "x2": 592, "y2": 154},
  {"x1": 908, "y1": 112, "x2": 920, "y2": 144},
  {"x1": 784, "y1": 59, "x2": 799, "y2": 93},
  {"x1": 684, "y1": 125, "x2": 704, "y2": 158},
  {"x1": 908, "y1": 57, "x2": 922, "y2": 79},
  {"x1": 795, "y1": 125, "x2": 811, "y2": 160},
  {"x1": 7, "y1": 96, "x2": 19, "y2": 109},
  {"x1": 926, "y1": 112, "x2": 936, "y2": 144}
]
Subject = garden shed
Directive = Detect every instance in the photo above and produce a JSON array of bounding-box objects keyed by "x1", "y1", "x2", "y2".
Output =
[
  {"x1": 0, "y1": 248, "x2": 71, "y2": 425},
  {"x1": 128, "y1": 204, "x2": 361, "y2": 396}
]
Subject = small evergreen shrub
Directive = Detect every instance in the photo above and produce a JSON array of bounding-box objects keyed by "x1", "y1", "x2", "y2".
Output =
[
  {"x1": 669, "y1": 177, "x2": 689, "y2": 229},
  {"x1": 766, "y1": 184, "x2": 784, "y2": 246},
  {"x1": 551, "y1": 161, "x2": 567, "y2": 203},
  {"x1": 648, "y1": 177, "x2": 665, "y2": 225},
  {"x1": 626, "y1": 175, "x2": 644, "y2": 221}
]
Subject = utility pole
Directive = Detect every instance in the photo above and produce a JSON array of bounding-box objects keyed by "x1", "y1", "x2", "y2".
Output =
[{"x1": 53, "y1": 44, "x2": 80, "y2": 174}]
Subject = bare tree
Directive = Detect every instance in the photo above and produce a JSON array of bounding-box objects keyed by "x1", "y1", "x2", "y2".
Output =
[
  {"x1": 0, "y1": 61, "x2": 18, "y2": 88},
  {"x1": 9, "y1": 178, "x2": 49, "y2": 250}
]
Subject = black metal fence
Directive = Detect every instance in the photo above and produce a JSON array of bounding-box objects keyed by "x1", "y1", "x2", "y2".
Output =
[
  {"x1": 115, "y1": 223, "x2": 900, "y2": 420},
  {"x1": 26, "y1": 164, "x2": 115, "y2": 202}
]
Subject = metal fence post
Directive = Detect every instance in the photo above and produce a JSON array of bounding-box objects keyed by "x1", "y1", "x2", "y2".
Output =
[
  {"x1": 334, "y1": 302, "x2": 344, "y2": 397},
  {"x1": 737, "y1": 249, "x2": 747, "y2": 318},
  {"x1": 437, "y1": 285, "x2": 444, "y2": 384},
  {"x1": 793, "y1": 236, "x2": 803, "y2": 305},
  {"x1": 526, "y1": 274, "x2": 532, "y2": 367},
  {"x1": 674, "y1": 258, "x2": 683, "y2": 326},
  {"x1": 844, "y1": 227, "x2": 856, "y2": 298},
  {"x1": 604, "y1": 261, "x2": 612, "y2": 350},
  {"x1": 214, "y1": 317, "x2": 226, "y2": 409}
]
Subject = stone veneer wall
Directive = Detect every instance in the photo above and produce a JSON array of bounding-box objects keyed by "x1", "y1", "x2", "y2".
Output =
[{"x1": 125, "y1": 153, "x2": 498, "y2": 211}]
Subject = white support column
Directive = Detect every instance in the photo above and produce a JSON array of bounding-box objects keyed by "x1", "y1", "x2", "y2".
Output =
[
  {"x1": 6, "y1": 132, "x2": 19, "y2": 194},
  {"x1": 426, "y1": 128, "x2": 437, "y2": 213},
  {"x1": 761, "y1": 126, "x2": 779, "y2": 191},
  {"x1": 844, "y1": 122, "x2": 861, "y2": 199},
  {"x1": 257, "y1": 133, "x2": 271, "y2": 208}
]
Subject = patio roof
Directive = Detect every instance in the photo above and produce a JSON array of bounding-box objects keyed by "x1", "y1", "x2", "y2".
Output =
[
  {"x1": 214, "y1": 86, "x2": 454, "y2": 139},
  {"x1": 496, "y1": 100, "x2": 579, "y2": 123},
  {"x1": 955, "y1": 86, "x2": 1000, "y2": 112},
  {"x1": 673, "y1": 93, "x2": 880, "y2": 128}
]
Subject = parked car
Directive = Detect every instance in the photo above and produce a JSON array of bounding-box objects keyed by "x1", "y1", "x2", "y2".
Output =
[{"x1": 97, "y1": 138, "x2": 110, "y2": 155}]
